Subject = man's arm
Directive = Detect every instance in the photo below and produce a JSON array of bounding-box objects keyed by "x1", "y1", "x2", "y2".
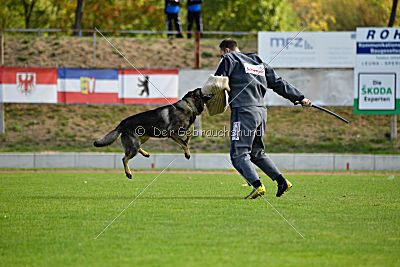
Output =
[
  {"x1": 215, "y1": 56, "x2": 235, "y2": 77},
  {"x1": 264, "y1": 63, "x2": 310, "y2": 105},
  {"x1": 215, "y1": 58, "x2": 225, "y2": 76}
]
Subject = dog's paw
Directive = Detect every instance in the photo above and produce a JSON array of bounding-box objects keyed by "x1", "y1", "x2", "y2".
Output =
[
  {"x1": 185, "y1": 153, "x2": 191, "y2": 160},
  {"x1": 125, "y1": 173, "x2": 132, "y2": 179},
  {"x1": 143, "y1": 154, "x2": 150, "y2": 158}
]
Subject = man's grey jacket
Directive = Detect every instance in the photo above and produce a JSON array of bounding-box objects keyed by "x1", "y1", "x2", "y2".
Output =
[{"x1": 215, "y1": 51, "x2": 304, "y2": 108}]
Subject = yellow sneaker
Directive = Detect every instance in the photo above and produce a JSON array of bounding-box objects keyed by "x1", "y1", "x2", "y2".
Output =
[
  {"x1": 244, "y1": 184, "x2": 266, "y2": 199},
  {"x1": 276, "y1": 179, "x2": 292, "y2": 197}
]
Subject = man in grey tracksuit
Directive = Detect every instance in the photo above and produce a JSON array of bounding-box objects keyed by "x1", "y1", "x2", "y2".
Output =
[{"x1": 215, "y1": 39, "x2": 311, "y2": 199}]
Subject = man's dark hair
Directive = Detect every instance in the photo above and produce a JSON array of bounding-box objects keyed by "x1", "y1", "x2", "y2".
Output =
[{"x1": 219, "y1": 38, "x2": 238, "y2": 51}]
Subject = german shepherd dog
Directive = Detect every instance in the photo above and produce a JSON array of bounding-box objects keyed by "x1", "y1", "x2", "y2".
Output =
[{"x1": 94, "y1": 88, "x2": 213, "y2": 179}]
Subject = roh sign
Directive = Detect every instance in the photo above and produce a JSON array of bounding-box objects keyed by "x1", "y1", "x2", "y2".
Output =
[{"x1": 354, "y1": 27, "x2": 400, "y2": 114}]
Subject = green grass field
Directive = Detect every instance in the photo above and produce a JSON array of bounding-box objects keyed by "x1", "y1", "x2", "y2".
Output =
[{"x1": 1, "y1": 171, "x2": 399, "y2": 266}]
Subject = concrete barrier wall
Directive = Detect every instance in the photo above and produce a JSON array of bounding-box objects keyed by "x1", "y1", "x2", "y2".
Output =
[
  {"x1": 179, "y1": 69, "x2": 353, "y2": 106},
  {"x1": 0, "y1": 153, "x2": 399, "y2": 171}
]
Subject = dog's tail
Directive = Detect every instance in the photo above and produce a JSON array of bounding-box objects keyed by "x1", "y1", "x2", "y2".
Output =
[{"x1": 94, "y1": 127, "x2": 121, "y2": 147}]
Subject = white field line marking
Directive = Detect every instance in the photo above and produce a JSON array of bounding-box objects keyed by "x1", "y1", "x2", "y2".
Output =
[
  {"x1": 227, "y1": 28, "x2": 305, "y2": 107},
  {"x1": 95, "y1": 27, "x2": 176, "y2": 109},
  {"x1": 224, "y1": 159, "x2": 305, "y2": 239},
  {"x1": 94, "y1": 158, "x2": 176, "y2": 239},
  {"x1": 258, "y1": 194, "x2": 305, "y2": 239}
]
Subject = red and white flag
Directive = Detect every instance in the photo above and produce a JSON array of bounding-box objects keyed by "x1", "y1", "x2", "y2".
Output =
[
  {"x1": 119, "y1": 69, "x2": 178, "y2": 104},
  {"x1": 0, "y1": 67, "x2": 58, "y2": 103}
]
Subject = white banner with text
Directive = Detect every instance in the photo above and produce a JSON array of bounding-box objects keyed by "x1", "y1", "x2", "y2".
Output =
[{"x1": 258, "y1": 31, "x2": 356, "y2": 68}]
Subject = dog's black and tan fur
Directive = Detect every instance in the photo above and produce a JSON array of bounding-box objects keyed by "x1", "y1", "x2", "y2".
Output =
[{"x1": 94, "y1": 88, "x2": 213, "y2": 179}]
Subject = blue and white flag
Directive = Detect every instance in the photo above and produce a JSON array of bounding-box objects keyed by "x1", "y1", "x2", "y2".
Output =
[{"x1": 57, "y1": 68, "x2": 119, "y2": 104}]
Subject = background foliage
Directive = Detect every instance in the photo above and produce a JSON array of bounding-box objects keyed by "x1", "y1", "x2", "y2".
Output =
[{"x1": 0, "y1": 0, "x2": 398, "y2": 31}]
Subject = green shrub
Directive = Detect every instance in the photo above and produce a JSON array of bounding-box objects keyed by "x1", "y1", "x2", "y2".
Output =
[
  {"x1": 9, "y1": 123, "x2": 21, "y2": 132},
  {"x1": 25, "y1": 120, "x2": 40, "y2": 127},
  {"x1": 201, "y1": 51, "x2": 213, "y2": 58},
  {"x1": 17, "y1": 56, "x2": 28, "y2": 61}
]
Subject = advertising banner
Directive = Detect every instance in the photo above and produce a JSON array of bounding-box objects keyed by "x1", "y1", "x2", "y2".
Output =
[
  {"x1": 354, "y1": 27, "x2": 400, "y2": 114},
  {"x1": 258, "y1": 31, "x2": 356, "y2": 68},
  {"x1": 119, "y1": 69, "x2": 179, "y2": 104},
  {"x1": 0, "y1": 67, "x2": 179, "y2": 105},
  {"x1": 57, "y1": 68, "x2": 119, "y2": 104},
  {"x1": 0, "y1": 67, "x2": 58, "y2": 103}
]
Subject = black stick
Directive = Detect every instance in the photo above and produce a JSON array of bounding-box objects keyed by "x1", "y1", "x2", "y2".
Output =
[
  {"x1": 312, "y1": 105, "x2": 349, "y2": 124},
  {"x1": 295, "y1": 101, "x2": 349, "y2": 124}
]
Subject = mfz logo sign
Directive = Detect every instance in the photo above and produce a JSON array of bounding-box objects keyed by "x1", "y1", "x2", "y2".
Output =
[
  {"x1": 270, "y1": 37, "x2": 313, "y2": 50},
  {"x1": 80, "y1": 77, "x2": 96, "y2": 94},
  {"x1": 17, "y1": 73, "x2": 36, "y2": 95}
]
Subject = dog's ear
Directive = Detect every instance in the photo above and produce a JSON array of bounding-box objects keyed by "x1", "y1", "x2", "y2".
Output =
[
  {"x1": 183, "y1": 90, "x2": 195, "y2": 99},
  {"x1": 202, "y1": 94, "x2": 214, "y2": 102},
  {"x1": 195, "y1": 88, "x2": 202, "y2": 96}
]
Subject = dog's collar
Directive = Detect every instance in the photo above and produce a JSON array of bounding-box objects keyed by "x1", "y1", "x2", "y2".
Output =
[{"x1": 183, "y1": 99, "x2": 197, "y2": 115}]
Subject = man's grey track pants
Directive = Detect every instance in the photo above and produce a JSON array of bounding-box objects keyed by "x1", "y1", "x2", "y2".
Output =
[{"x1": 230, "y1": 106, "x2": 281, "y2": 185}]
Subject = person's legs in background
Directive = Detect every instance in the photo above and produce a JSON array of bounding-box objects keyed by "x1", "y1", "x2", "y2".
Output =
[
  {"x1": 195, "y1": 11, "x2": 202, "y2": 33},
  {"x1": 172, "y1": 13, "x2": 183, "y2": 38},
  {"x1": 187, "y1": 11, "x2": 202, "y2": 38},
  {"x1": 187, "y1": 11, "x2": 195, "y2": 38},
  {"x1": 165, "y1": 13, "x2": 173, "y2": 38}
]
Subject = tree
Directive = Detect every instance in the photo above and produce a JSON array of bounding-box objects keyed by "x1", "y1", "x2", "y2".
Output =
[
  {"x1": 388, "y1": 0, "x2": 398, "y2": 26},
  {"x1": 21, "y1": 0, "x2": 36, "y2": 28},
  {"x1": 79, "y1": 0, "x2": 165, "y2": 31},
  {"x1": 202, "y1": 0, "x2": 299, "y2": 32},
  {"x1": 73, "y1": 0, "x2": 84, "y2": 36},
  {"x1": 289, "y1": 0, "x2": 336, "y2": 31},
  {"x1": 323, "y1": 0, "x2": 397, "y2": 30},
  {"x1": 1, "y1": 0, "x2": 397, "y2": 32},
  {"x1": 0, "y1": 0, "x2": 24, "y2": 28}
]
